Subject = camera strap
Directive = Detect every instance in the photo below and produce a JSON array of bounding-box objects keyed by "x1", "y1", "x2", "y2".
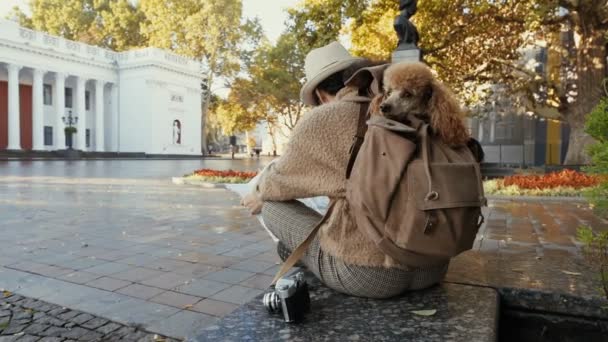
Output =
[{"x1": 271, "y1": 201, "x2": 337, "y2": 285}]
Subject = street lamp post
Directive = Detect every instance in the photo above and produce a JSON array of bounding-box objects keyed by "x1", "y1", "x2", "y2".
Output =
[
  {"x1": 392, "y1": 0, "x2": 422, "y2": 63},
  {"x1": 62, "y1": 110, "x2": 78, "y2": 150}
]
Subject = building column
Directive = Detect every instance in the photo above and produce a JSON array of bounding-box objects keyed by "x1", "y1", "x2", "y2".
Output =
[
  {"x1": 32, "y1": 69, "x2": 46, "y2": 151},
  {"x1": 54, "y1": 72, "x2": 66, "y2": 150},
  {"x1": 110, "y1": 83, "x2": 119, "y2": 152},
  {"x1": 95, "y1": 80, "x2": 105, "y2": 152},
  {"x1": 75, "y1": 77, "x2": 87, "y2": 150},
  {"x1": 7, "y1": 64, "x2": 22, "y2": 150}
]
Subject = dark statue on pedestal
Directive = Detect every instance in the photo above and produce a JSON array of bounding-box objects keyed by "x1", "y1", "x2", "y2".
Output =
[{"x1": 394, "y1": 0, "x2": 419, "y2": 50}]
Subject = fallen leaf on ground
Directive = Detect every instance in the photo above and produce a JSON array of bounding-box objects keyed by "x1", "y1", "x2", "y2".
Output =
[
  {"x1": 183, "y1": 304, "x2": 194, "y2": 309},
  {"x1": 411, "y1": 309, "x2": 437, "y2": 316},
  {"x1": 562, "y1": 270, "x2": 582, "y2": 276},
  {"x1": 2, "y1": 290, "x2": 12, "y2": 298}
]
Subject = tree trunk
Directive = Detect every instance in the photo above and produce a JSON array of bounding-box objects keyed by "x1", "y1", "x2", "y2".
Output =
[
  {"x1": 200, "y1": 93, "x2": 211, "y2": 156},
  {"x1": 564, "y1": 115, "x2": 596, "y2": 165},
  {"x1": 561, "y1": 20, "x2": 606, "y2": 165}
]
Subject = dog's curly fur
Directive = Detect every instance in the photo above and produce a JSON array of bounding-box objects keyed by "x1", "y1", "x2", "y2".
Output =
[{"x1": 375, "y1": 62, "x2": 470, "y2": 147}]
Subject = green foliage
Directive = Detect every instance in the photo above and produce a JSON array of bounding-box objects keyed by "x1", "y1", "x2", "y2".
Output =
[
  {"x1": 584, "y1": 95, "x2": 608, "y2": 218},
  {"x1": 586, "y1": 97, "x2": 608, "y2": 145},
  {"x1": 9, "y1": 0, "x2": 143, "y2": 51},
  {"x1": 577, "y1": 226, "x2": 608, "y2": 300}
]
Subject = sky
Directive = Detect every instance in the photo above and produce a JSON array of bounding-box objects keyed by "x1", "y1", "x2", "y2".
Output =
[{"x1": 0, "y1": 0, "x2": 300, "y2": 43}]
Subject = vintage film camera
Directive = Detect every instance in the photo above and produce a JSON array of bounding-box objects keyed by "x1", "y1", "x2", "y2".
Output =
[{"x1": 262, "y1": 271, "x2": 310, "y2": 323}]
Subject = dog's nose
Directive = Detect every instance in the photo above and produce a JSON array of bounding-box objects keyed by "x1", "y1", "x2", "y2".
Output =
[{"x1": 380, "y1": 103, "x2": 391, "y2": 113}]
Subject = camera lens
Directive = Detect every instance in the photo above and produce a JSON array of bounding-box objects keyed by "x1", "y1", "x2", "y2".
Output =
[{"x1": 262, "y1": 292, "x2": 281, "y2": 313}]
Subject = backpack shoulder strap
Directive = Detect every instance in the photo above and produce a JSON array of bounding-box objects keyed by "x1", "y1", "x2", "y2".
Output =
[{"x1": 346, "y1": 102, "x2": 370, "y2": 179}]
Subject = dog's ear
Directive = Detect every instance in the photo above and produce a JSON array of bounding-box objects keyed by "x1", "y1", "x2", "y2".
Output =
[{"x1": 427, "y1": 80, "x2": 470, "y2": 147}]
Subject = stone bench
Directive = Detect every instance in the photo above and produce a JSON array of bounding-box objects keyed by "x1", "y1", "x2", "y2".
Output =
[
  {"x1": 191, "y1": 247, "x2": 608, "y2": 342},
  {"x1": 191, "y1": 271, "x2": 498, "y2": 342}
]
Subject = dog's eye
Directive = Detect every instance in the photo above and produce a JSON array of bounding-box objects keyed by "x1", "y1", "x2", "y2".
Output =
[{"x1": 402, "y1": 91, "x2": 413, "y2": 98}]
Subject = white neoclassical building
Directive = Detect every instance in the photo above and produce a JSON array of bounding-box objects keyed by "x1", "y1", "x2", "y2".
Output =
[{"x1": 0, "y1": 19, "x2": 203, "y2": 155}]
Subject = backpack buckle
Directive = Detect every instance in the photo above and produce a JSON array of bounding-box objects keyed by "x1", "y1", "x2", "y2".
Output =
[{"x1": 424, "y1": 211, "x2": 438, "y2": 234}]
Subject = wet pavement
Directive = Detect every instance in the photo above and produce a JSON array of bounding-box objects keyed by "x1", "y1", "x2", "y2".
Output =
[
  {"x1": 0, "y1": 158, "x2": 271, "y2": 179},
  {"x1": 0, "y1": 291, "x2": 178, "y2": 341},
  {"x1": 0, "y1": 160, "x2": 607, "y2": 340}
]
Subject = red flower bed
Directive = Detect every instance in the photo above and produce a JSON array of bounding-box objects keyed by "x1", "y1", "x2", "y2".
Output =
[
  {"x1": 192, "y1": 169, "x2": 257, "y2": 180},
  {"x1": 503, "y1": 169, "x2": 602, "y2": 190}
]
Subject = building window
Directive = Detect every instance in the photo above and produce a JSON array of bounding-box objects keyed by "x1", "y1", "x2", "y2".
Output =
[
  {"x1": 65, "y1": 88, "x2": 73, "y2": 108},
  {"x1": 44, "y1": 126, "x2": 53, "y2": 146},
  {"x1": 43, "y1": 84, "x2": 53, "y2": 105},
  {"x1": 85, "y1": 91, "x2": 91, "y2": 110},
  {"x1": 86, "y1": 129, "x2": 91, "y2": 148}
]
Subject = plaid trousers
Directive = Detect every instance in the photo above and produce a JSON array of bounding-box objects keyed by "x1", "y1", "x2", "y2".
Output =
[{"x1": 262, "y1": 201, "x2": 449, "y2": 299}]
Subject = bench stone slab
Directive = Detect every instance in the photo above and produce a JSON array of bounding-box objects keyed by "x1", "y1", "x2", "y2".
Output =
[{"x1": 191, "y1": 278, "x2": 498, "y2": 342}]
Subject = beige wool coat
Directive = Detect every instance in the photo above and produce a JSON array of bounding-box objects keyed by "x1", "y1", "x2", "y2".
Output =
[{"x1": 256, "y1": 87, "x2": 404, "y2": 269}]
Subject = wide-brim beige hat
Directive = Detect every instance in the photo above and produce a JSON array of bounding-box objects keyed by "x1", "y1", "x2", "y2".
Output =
[{"x1": 300, "y1": 41, "x2": 364, "y2": 106}]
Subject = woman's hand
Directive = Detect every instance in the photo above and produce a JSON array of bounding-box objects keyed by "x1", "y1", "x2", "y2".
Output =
[{"x1": 241, "y1": 193, "x2": 263, "y2": 215}]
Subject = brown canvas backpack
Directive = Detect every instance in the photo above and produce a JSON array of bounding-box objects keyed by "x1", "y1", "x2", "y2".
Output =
[{"x1": 345, "y1": 105, "x2": 487, "y2": 268}]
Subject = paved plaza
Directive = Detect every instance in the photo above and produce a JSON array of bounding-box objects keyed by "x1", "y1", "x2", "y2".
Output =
[{"x1": 0, "y1": 160, "x2": 605, "y2": 340}]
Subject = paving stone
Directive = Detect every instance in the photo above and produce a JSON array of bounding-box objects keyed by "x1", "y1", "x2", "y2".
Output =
[
  {"x1": 115, "y1": 255, "x2": 158, "y2": 267},
  {"x1": 0, "y1": 310, "x2": 9, "y2": 318},
  {"x1": 39, "y1": 326, "x2": 68, "y2": 337},
  {"x1": 121, "y1": 331, "x2": 148, "y2": 341},
  {"x1": 116, "y1": 284, "x2": 165, "y2": 300},
  {"x1": 149, "y1": 292, "x2": 201, "y2": 309},
  {"x1": 14, "y1": 335, "x2": 40, "y2": 342},
  {"x1": 16, "y1": 299, "x2": 39, "y2": 310},
  {"x1": 142, "y1": 258, "x2": 193, "y2": 272},
  {"x1": 57, "y1": 311, "x2": 80, "y2": 321},
  {"x1": 59, "y1": 327, "x2": 91, "y2": 340},
  {"x1": 29, "y1": 304, "x2": 54, "y2": 314},
  {"x1": 33, "y1": 317, "x2": 65, "y2": 328},
  {"x1": 37, "y1": 338, "x2": 63, "y2": 342},
  {"x1": 172, "y1": 264, "x2": 221, "y2": 278},
  {"x1": 148, "y1": 311, "x2": 217, "y2": 340},
  {"x1": 80, "y1": 330, "x2": 104, "y2": 341},
  {"x1": 138, "y1": 272, "x2": 196, "y2": 290},
  {"x1": 82, "y1": 262, "x2": 131, "y2": 276},
  {"x1": 202, "y1": 269, "x2": 255, "y2": 285},
  {"x1": 1, "y1": 325, "x2": 27, "y2": 335},
  {"x1": 94, "y1": 322, "x2": 120, "y2": 335},
  {"x1": 238, "y1": 274, "x2": 273, "y2": 291},
  {"x1": 110, "y1": 267, "x2": 165, "y2": 282},
  {"x1": 80, "y1": 318, "x2": 108, "y2": 330},
  {"x1": 173, "y1": 279, "x2": 230, "y2": 298},
  {"x1": 229, "y1": 260, "x2": 276, "y2": 273},
  {"x1": 11, "y1": 312, "x2": 32, "y2": 322},
  {"x1": 31, "y1": 266, "x2": 73, "y2": 278},
  {"x1": 85, "y1": 277, "x2": 131, "y2": 291},
  {"x1": 189, "y1": 299, "x2": 239, "y2": 317},
  {"x1": 209, "y1": 285, "x2": 264, "y2": 305},
  {"x1": 70, "y1": 314, "x2": 94, "y2": 325},
  {"x1": 56, "y1": 272, "x2": 100, "y2": 285},
  {"x1": 23, "y1": 324, "x2": 49, "y2": 335},
  {"x1": 0, "y1": 337, "x2": 19, "y2": 342},
  {"x1": 55, "y1": 258, "x2": 104, "y2": 271},
  {"x1": 45, "y1": 309, "x2": 67, "y2": 317}
]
